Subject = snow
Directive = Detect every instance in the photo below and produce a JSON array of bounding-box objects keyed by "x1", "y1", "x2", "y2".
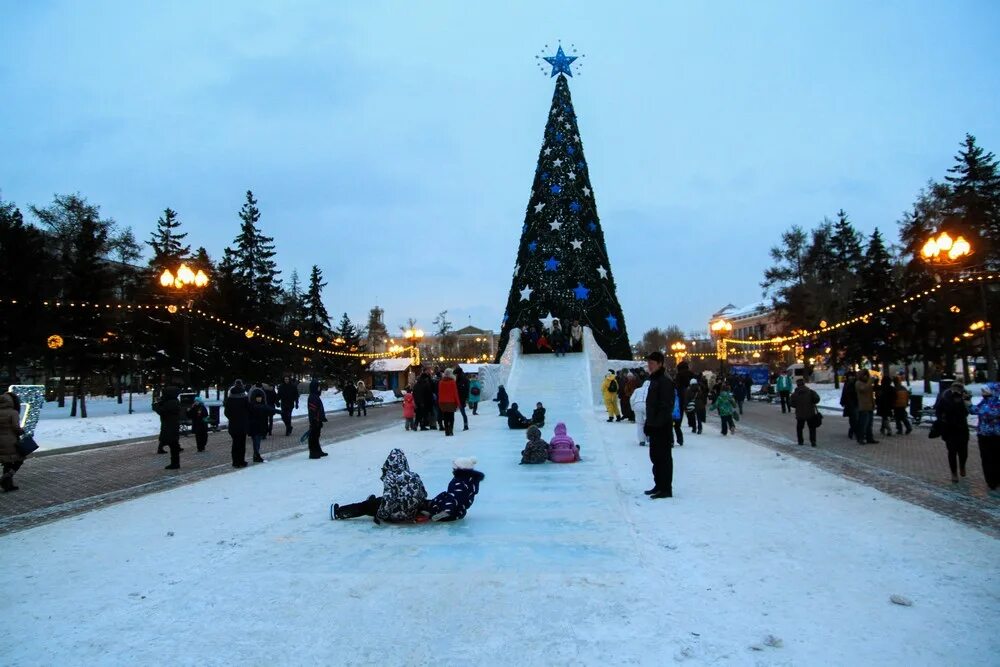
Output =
[
  {"x1": 30, "y1": 389, "x2": 401, "y2": 453},
  {"x1": 2, "y1": 353, "x2": 998, "y2": 665}
]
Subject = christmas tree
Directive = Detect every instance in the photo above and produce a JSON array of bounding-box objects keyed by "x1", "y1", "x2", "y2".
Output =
[{"x1": 497, "y1": 47, "x2": 630, "y2": 359}]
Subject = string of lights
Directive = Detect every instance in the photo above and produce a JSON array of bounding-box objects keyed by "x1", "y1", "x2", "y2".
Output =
[{"x1": 722, "y1": 272, "x2": 998, "y2": 346}]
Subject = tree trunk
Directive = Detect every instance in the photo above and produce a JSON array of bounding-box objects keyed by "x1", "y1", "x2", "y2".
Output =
[
  {"x1": 923, "y1": 359, "x2": 932, "y2": 394},
  {"x1": 70, "y1": 391, "x2": 77, "y2": 417},
  {"x1": 78, "y1": 377, "x2": 87, "y2": 418},
  {"x1": 961, "y1": 356, "x2": 971, "y2": 385}
]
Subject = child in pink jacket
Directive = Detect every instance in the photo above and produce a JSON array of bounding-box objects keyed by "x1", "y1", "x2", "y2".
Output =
[
  {"x1": 548, "y1": 422, "x2": 580, "y2": 463},
  {"x1": 402, "y1": 388, "x2": 416, "y2": 431}
]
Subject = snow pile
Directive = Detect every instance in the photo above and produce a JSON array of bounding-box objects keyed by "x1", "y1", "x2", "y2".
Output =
[
  {"x1": 1, "y1": 352, "x2": 997, "y2": 664},
  {"x1": 31, "y1": 389, "x2": 401, "y2": 452}
]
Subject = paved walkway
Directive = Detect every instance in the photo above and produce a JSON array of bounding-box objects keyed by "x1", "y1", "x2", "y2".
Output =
[
  {"x1": 730, "y1": 400, "x2": 1000, "y2": 537},
  {"x1": 0, "y1": 407, "x2": 400, "y2": 535}
]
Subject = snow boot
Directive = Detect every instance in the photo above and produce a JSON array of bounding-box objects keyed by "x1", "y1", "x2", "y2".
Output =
[
  {"x1": 650, "y1": 490, "x2": 672, "y2": 499},
  {"x1": 643, "y1": 487, "x2": 659, "y2": 496},
  {"x1": 253, "y1": 455, "x2": 266, "y2": 463},
  {"x1": 164, "y1": 463, "x2": 180, "y2": 470}
]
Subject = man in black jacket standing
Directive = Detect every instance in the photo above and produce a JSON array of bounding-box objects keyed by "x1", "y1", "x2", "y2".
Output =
[
  {"x1": 342, "y1": 381, "x2": 358, "y2": 418},
  {"x1": 153, "y1": 386, "x2": 182, "y2": 470},
  {"x1": 643, "y1": 352, "x2": 675, "y2": 499},
  {"x1": 276, "y1": 376, "x2": 299, "y2": 436}
]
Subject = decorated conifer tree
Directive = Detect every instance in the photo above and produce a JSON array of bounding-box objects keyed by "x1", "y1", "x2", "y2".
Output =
[{"x1": 497, "y1": 47, "x2": 630, "y2": 359}]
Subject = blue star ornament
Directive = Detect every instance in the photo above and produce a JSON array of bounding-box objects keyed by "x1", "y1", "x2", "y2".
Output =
[
  {"x1": 605, "y1": 314, "x2": 618, "y2": 331},
  {"x1": 569, "y1": 200, "x2": 582, "y2": 213},
  {"x1": 573, "y1": 282, "x2": 590, "y2": 300},
  {"x1": 544, "y1": 256, "x2": 560, "y2": 271},
  {"x1": 543, "y1": 45, "x2": 578, "y2": 77},
  {"x1": 528, "y1": 241, "x2": 538, "y2": 252}
]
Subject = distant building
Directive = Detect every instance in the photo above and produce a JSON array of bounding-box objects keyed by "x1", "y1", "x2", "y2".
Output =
[
  {"x1": 709, "y1": 301, "x2": 784, "y2": 342},
  {"x1": 420, "y1": 325, "x2": 496, "y2": 362}
]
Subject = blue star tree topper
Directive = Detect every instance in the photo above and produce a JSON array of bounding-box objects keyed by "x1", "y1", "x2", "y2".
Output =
[{"x1": 543, "y1": 45, "x2": 578, "y2": 77}]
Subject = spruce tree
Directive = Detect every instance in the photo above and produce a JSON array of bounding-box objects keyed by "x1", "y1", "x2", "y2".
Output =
[
  {"x1": 945, "y1": 134, "x2": 1000, "y2": 265},
  {"x1": 146, "y1": 207, "x2": 190, "y2": 273},
  {"x1": 304, "y1": 266, "x2": 332, "y2": 339},
  {"x1": 847, "y1": 229, "x2": 896, "y2": 368},
  {"x1": 497, "y1": 64, "x2": 630, "y2": 359}
]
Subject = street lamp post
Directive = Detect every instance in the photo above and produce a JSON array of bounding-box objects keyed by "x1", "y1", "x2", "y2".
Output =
[
  {"x1": 710, "y1": 318, "x2": 733, "y2": 376},
  {"x1": 159, "y1": 263, "x2": 210, "y2": 389},
  {"x1": 669, "y1": 341, "x2": 687, "y2": 366},
  {"x1": 920, "y1": 230, "x2": 995, "y2": 381},
  {"x1": 404, "y1": 328, "x2": 425, "y2": 367}
]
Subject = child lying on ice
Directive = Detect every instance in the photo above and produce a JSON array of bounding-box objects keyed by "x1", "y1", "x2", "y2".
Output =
[
  {"x1": 420, "y1": 457, "x2": 485, "y2": 522},
  {"x1": 332, "y1": 448, "x2": 427, "y2": 523},
  {"x1": 548, "y1": 422, "x2": 580, "y2": 463},
  {"x1": 520, "y1": 426, "x2": 549, "y2": 464}
]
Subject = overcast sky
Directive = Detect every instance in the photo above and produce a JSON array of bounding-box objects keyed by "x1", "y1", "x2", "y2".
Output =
[{"x1": 2, "y1": 1, "x2": 998, "y2": 339}]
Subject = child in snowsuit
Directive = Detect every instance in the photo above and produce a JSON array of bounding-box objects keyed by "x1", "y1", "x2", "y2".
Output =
[
  {"x1": 507, "y1": 402, "x2": 532, "y2": 429},
  {"x1": 402, "y1": 388, "x2": 416, "y2": 431},
  {"x1": 531, "y1": 402, "x2": 546, "y2": 428},
  {"x1": 421, "y1": 457, "x2": 485, "y2": 522},
  {"x1": 186, "y1": 395, "x2": 210, "y2": 452},
  {"x1": 548, "y1": 422, "x2": 580, "y2": 462},
  {"x1": 332, "y1": 449, "x2": 428, "y2": 523},
  {"x1": 520, "y1": 426, "x2": 549, "y2": 464},
  {"x1": 712, "y1": 385, "x2": 738, "y2": 436}
]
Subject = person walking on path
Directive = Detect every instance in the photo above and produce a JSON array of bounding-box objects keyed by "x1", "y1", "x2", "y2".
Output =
[
  {"x1": 277, "y1": 376, "x2": 299, "y2": 436},
  {"x1": 621, "y1": 372, "x2": 638, "y2": 422},
  {"x1": 437, "y1": 368, "x2": 460, "y2": 436},
  {"x1": 224, "y1": 380, "x2": 251, "y2": 468},
  {"x1": 355, "y1": 380, "x2": 369, "y2": 417},
  {"x1": 643, "y1": 352, "x2": 676, "y2": 499},
  {"x1": 306, "y1": 379, "x2": 329, "y2": 459},
  {"x1": 248, "y1": 385, "x2": 276, "y2": 463},
  {"x1": 187, "y1": 395, "x2": 210, "y2": 452},
  {"x1": 342, "y1": 381, "x2": 358, "y2": 417},
  {"x1": 877, "y1": 376, "x2": 896, "y2": 437},
  {"x1": 892, "y1": 376, "x2": 913, "y2": 435},
  {"x1": 0, "y1": 392, "x2": 26, "y2": 492},
  {"x1": 840, "y1": 370, "x2": 859, "y2": 440},
  {"x1": 855, "y1": 370, "x2": 878, "y2": 445},
  {"x1": 936, "y1": 380, "x2": 971, "y2": 483},
  {"x1": 776, "y1": 371, "x2": 793, "y2": 414},
  {"x1": 602, "y1": 370, "x2": 622, "y2": 422},
  {"x1": 263, "y1": 383, "x2": 278, "y2": 436},
  {"x1": 789, "y1": 378, "x2": 821, "y2": 447},
  {"x1": 468, "y1": 377, "x2": 482, "y2": 415},
  {"x1": 711, "y1": 384, "x2": 738, "y2": 436},
  {"x1": 969, "y1": 382, "x2": 1000, "y2": 491},
  {"x1": 153, "y1": 386, "x2": 182, "y2": 470},
  {"x1": 630, "y1": 379, "x2": 649, "y2": 446},
  {"x1": 454, "y1": 366, "x2": 470, "y2": 431},
  {"x1": 732, "y1": 378, "x2": 746, "y2": 415}
]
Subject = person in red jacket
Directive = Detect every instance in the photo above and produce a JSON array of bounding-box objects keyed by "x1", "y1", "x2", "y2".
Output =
[
  {"x1": 402, "y1": 387, "x2": 416, "y2": 431},
  {"x1": 437, "y1": 369, "x2": 461, "y2": 436}
]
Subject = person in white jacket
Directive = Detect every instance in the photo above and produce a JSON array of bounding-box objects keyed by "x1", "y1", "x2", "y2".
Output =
[{"x1": 630, "y1": 379, "x2": 649, "y2": 446}]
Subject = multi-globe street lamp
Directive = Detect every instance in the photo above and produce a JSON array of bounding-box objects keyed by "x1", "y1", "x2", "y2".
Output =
[
  {"x1": 159, "y1": 263, "x2": 210, "y2": 388},
  {"x1": 710, "y1": 318, "x2": 733, "y2": 375},
  {"x1": 404, "y1": 328, "x2": 425, "y2": 367},
  {"x1": 920, "y1": 229, "x2": 994, "y2": 381}
]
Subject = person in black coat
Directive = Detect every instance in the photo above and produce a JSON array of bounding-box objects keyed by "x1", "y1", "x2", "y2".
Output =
[
  {"x1": 186, "y1": 396, "x2": 210, "y2": 452},
  {"x1": 413, "y1": 372, "x2": 434, "y2": 430},
  {"x1": 342, "y1": 381, "x2": 358, "y2": 417},
  {"x1": 307, "y1": 379, "x2": 329, "y2": 459},
  {"x1": 263, "y1": 383, "x2": 278, "y2": 436},
  {"x1": 643, "y1": 352, "x2": 676, "y2": 499},
  {"x1": 153, "y1": 386, "x2": 182, "y2": 470},
  {"x1": 507, "y1": 402, "x2": 532, "y2": 429},
  {"x1": 936, "y1": 381, "x2": 971, "y2": 483},
  {"x1": 224, "y1": 380, "x2": 250, "y2": 468},
  {"x1": 248, "y1": 386, "x2": 277, "y2": 463},
  {"x1": 421, "y1": 457, "x2": 484, "y2": 521},
  {"x1": 839, "y1": 370, "x2": 858, "y2": 439},
  {"x1": 455, "y1": 366, "x2": 471, "y2": 432},
  {"x1": 495, "y1": 385, "x2": 509, "y2": 416},
  {"x1": 531, "y1": 402, "x2": 546, "y2": 428},
  {"x1": 276, "y1": 376, "x2": 299, "y2": 436}
]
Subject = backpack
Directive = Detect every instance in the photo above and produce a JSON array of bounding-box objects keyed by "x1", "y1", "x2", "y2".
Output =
[
  {"x1": 608, "y1": 379, "x2": 619, "y2": 393},
  {"x1": 470, "y1": 386, "x2": 481, "y2": 396},
  {"x1": 672, "y1": 395, "x2": 681, "y2": 421}
]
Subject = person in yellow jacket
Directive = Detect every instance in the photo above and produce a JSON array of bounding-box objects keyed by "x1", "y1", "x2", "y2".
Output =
[{"x1": 602, "y1": 370, "x2": 622, "y2": 422}]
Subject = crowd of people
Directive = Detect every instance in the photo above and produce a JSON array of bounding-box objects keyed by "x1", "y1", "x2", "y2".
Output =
[{"x1": 520, "y1": 318, "x2": 584, "y2": 355}]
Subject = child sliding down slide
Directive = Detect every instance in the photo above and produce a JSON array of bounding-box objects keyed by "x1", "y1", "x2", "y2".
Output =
[
  {"x1": 548, "y1": 422, "x2": 580, "y2": 463},
  {"x1": 520, "y1": 426, "x2": 549, "y2": 464},
  {"x1": 421, "y1": 458, "x2": 485, "y2": 522},
  {"x1": 332, "y1": 449, "x2": 427, "y2": 523}
]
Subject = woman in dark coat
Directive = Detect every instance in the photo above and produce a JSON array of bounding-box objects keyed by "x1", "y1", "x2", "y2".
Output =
[
  {"x1": 248, "y1": 386, "x2": 277, "y2": 463},
  {"x1": 153, "y1": 386, "x2": 182, "y2": 470},
  {"x1": 506, "y1": 402, "x2": 531, "y2": 429},
  {"x1": 0, "y1": 393, "x2": 25, "y2": 492},
  {"x1": 877, "y1": 376, "x2": 896, "y2": 437},
  {"x1": 936, "y1": 381, "x2": 971, "y2": 483},
  {"x1": 225, "y1": 380, "x2": 251, "y2": 468},
  {"x1": 186, "y1": 395, "x2": 210, "y2": 452}
]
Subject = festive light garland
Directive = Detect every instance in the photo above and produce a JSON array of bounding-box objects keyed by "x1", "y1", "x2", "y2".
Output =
[{"x1": 722, "y1": 272, "x2": 998, "y2": 346}]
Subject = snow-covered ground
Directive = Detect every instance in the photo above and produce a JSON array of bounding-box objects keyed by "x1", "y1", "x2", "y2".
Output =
[
  {"x1": 30, "y1": 389, "x2": 401, "y2": 452},
  {"x1": 2, "y1": 354, "x2": 997, "y2": 665}
]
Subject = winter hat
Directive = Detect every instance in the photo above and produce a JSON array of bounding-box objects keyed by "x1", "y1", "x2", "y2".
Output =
[
  {"x1": 233, "y1": 379, "x2": 245, "y2": 390},
  {"x1": 526, "y1": 425, "x2": 541, "y2": 440},
  {"x1": 453, "y1": 457, "x2": 477, "y2": 470},
  {"x1": 689, "y1": 378, "x2": 698, "y2": 386},
  {"x1": 443, "y1": 368, "x2": 454, "y2": 379}
]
